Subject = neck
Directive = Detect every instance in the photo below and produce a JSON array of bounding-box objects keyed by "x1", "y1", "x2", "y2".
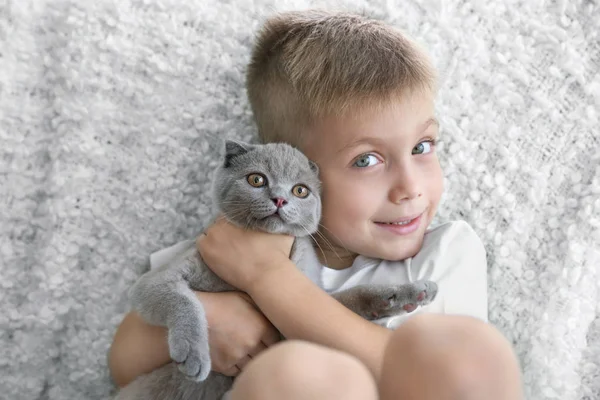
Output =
[{"x1": 313, "y1": 233, "x2": 357, "y2": 270}]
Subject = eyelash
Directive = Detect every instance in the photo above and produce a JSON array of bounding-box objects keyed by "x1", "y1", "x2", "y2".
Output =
[
  {"x1": 352, "y1": 139, "x2": 438, "y2": 168},
  {"x1": 426, "y1": 138, "x2": 438, "y2": 147},
  {"x1": 415, "y1": 138, "x2": 438, "y2": 154}
]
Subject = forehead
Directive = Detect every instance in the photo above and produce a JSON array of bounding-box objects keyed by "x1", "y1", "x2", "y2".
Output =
[{"x1": 302, "y1": 92, "x2": 436, "y2": 159}]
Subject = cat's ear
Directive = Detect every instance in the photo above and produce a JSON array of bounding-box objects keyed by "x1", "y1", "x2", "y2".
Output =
[
  {"x1": 308, "y1": 160, "x2": 319, "y2": 175},
  {"x1": 224, "y1": 140, "x2": 253, "y2": 167}
]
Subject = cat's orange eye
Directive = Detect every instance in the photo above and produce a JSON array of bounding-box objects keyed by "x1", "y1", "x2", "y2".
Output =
[
  {"x1": 292, "y1": 185, "x2": 310, "y2": 198},
  {"x1": 247, "y1": 173, "x2": 267, "y2": 187}
]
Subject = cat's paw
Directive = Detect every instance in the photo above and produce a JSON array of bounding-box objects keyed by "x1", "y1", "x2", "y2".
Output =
[
  {"x1": 371, "y1": 280, "x2": 438, "y2": 319},
  {"x1": 168, "y1": 324, "x2": 211, "y2": 382},
  {"x1": 398, "y1": 280, "x2": 438, "y2": 313}
]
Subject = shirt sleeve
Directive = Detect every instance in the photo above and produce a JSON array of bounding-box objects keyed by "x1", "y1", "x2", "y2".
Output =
[{"x1": 411, "y1": 220, "x2": 489, "y2": 322}]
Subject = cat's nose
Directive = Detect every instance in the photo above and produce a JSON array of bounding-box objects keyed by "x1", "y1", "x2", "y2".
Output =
[{"x1": 271, "y1": 197, "x2": 288, "y2": 208}]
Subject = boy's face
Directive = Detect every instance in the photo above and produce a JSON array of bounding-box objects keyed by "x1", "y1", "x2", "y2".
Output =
[{"x1": 303, "y1": 92, "x2": 443, "y2": 269}]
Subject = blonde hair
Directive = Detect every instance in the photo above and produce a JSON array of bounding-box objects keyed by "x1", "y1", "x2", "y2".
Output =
[{"x1": 246, "y1": 10, "x2": 437, "y2": 147}]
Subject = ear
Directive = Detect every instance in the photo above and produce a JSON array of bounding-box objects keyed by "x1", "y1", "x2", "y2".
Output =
[
  {"x1": 224, "y1": 140, "x2": 253, "y2": 167},
  {"x1": 308, "y1": 160, "x2": 319, "y2": 175}
]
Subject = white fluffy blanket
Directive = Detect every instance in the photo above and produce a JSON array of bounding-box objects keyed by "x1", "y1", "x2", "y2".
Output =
[{"x1": 1, "y1": 0, "x2": 599, "y2": 399}]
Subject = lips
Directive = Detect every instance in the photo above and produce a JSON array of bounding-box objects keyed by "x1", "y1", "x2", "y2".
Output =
[{"x1": 374, "y1": 212, "x2": 424, "y2": 235}]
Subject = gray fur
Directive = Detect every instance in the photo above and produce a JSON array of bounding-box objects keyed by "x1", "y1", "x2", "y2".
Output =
[{"x1": 115, "y1": 140, "x2": 437, "y2": 400}]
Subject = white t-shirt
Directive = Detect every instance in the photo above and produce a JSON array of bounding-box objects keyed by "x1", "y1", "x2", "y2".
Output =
[{"x1": 149, "y1": 220, "x2": 488, "y2": 329}]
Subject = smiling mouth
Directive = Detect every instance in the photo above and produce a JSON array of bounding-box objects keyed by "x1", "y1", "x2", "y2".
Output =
[
  {"x1": 373, "y1": 213, "x2": 424, "y2": 236},
  {"x1": 375, "y1": 212, "x2": 424, "y2": 225}
]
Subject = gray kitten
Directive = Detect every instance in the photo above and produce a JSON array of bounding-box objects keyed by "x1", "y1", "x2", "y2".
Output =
[{"x1": 114, "y1": 140, "x2": 437, "y2": 400}]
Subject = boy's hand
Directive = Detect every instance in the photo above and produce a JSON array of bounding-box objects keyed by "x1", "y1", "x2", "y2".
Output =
[
  {"x1": 199, "y1": 291, "x2": 280, "y2": 375},
  {"x1": 196, "y1": 217, "x2": 294, "y2": 291}
]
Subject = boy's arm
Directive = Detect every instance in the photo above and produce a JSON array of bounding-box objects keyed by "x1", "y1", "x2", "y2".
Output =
[
  {"x1": 108, "y1": 291, "x2": 280, "y2": 388},
  {"x1": 246, "y1": 261, "x2": 392, "y2": 379}
]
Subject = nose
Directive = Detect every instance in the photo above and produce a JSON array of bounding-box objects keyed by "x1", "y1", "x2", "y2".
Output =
[
  {"x1": 389, "y1": 167, "x2": 422, "y2": 204},
  {"x1": 271, "y1": 197, "x2": 288, "y2": 208}
]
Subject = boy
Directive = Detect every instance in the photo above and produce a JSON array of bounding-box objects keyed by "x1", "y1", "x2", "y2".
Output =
[{"x1": 109, "y1": 10, "x2": 523, "y2": 399}]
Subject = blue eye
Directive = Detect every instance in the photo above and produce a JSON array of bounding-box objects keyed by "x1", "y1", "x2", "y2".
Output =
[
  {"x1": 412, "y1": 140, "x2": 436, "y2": 155},
  {"x1": 353, "y1": 154, "x2": 381, "y2": 168}
]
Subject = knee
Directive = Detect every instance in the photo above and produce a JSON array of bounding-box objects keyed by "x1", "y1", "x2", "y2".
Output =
[
  {"x1": 272, "y1": 341, "x2": 374, "y2": 392},
  {"x1": 383, "y1": 314, "x2": 523, "y2": 399},
  {"x1": 231, "y1": 341, "x2": 377, "y2": 400}
]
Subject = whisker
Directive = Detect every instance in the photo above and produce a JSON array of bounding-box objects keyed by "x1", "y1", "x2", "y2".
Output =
[
  {"x1": 297, "y1": 223, "x2": 328, "y2": 264},
  {"x1": 309, "y1": 229, "x2": 334, "y2": 252},
  {"x1": 311, "y1": 226, "x2": 349, "y2": 264},
  {"x1": 312, "y1": 229, "x2": 335, "y2": 250},
  {"x1": 221, "y1": 207, "x2": 247, "y2": 216},
  {"x1": 309, "y1": 227, "x2": 343, "y2": 261},
  {"x1": 317, "y1": 223, "x2": 350, "y2": 254},
  {"x1": 222, "y1": 208, "x2": 252, "y2": 222},
  {"x1": 218, "y1": 201, "x2": 251, "y2": 206}
]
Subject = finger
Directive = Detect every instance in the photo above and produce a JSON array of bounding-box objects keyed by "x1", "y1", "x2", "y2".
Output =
[
  {"x1": 235, "y1": 354, "x2": 253, "y2": 370},
  {"x1": 251, "y1": 312, "x2": 281, "y2": 347},
  {"x1": 210, "y1": 354, "x2": 234, "y2": 376},
  {"x1": 234, "y1": 291, "x2": 253, "y2": 304},
  {"x1": 259, "y1": 316, "x2": 282, "y2": 346},
  {"x1": 249, "y1": 340, "x2": 268, "y2": 358},
  {"x1": 261, "y1": 327, "x2": 282, "y2": 347},
  {"x1": 221, "y1": 365, "x2": 240, "y2": 377}
]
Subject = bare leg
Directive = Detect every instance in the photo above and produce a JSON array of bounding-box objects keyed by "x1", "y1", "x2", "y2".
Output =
[
  {"x1": 229, "y1": 340, "x2": 378, "y2": 400},
  {"x1": 379, "y1": 314, "x2": 523, "y2": 400}
]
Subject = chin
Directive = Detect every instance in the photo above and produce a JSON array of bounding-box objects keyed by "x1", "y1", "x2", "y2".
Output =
[
  {"x1": 379, "y1": 238, "x2": 424, "y2": 261},
  {"x1": 374, "y1": 249, "x2": 416, "y2": 262}
]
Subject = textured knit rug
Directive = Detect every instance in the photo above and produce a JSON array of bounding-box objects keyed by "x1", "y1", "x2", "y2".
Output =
[{"x1": 1, "y1": 0, "x2": 599, "y2": 399}]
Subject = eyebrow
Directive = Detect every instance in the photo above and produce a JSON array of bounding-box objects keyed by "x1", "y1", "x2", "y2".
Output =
[
  {"x1": 337, "y1": 117, "x2": 439, "y2": 154},
  {"x1": 422, "y1": 117, "x2": 440, "y2": 131}
]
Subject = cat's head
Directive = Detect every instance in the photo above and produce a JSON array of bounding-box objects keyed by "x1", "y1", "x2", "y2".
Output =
[{"x1": 212, "y1": 140, "x2": 322, "y2": 236}]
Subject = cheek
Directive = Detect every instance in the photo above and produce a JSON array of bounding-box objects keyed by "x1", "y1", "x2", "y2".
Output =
[
  {"x1": 426, "y1": 160, "x2": 444, "y2": 205},
  {"x1": 321, "y1": 175, "x2": 374, "y2": 227}
]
